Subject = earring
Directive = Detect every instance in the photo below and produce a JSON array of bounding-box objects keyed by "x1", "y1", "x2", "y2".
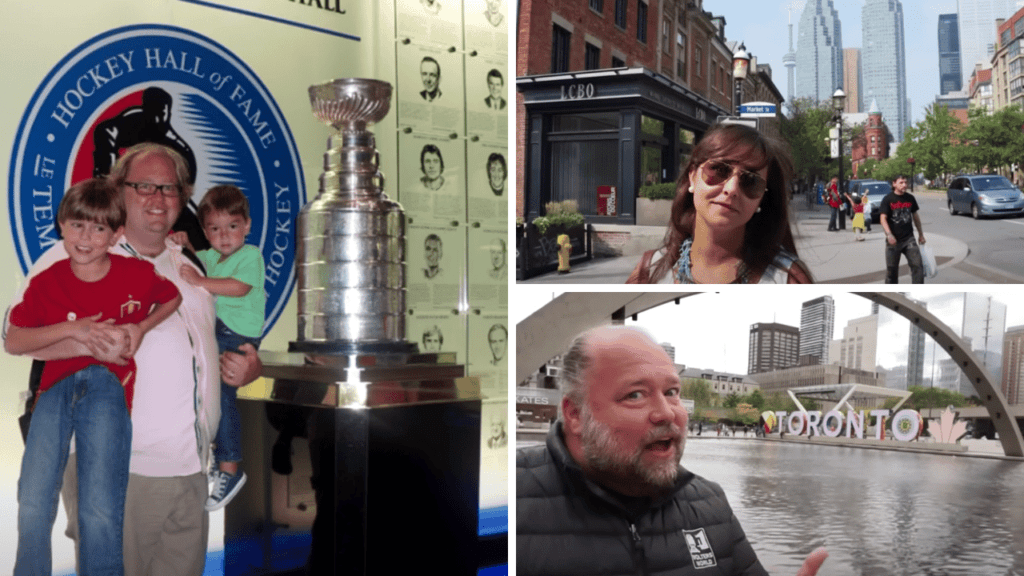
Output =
[{"x1": 756, "y1": 206, "x2": 762, "y2": 213}]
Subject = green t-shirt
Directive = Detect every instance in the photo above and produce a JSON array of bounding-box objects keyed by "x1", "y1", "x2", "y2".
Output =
[{"x1": 197, "y1": 244, "x2": 265, "y2": 338}]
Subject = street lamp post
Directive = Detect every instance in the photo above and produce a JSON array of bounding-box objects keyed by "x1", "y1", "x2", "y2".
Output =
[
  {"x1": 832, "y1": 89, "x2": 846, "y2": 208},
  {"x1": 907, "y1": 157, "x2": 916, "y2": 191},
  {"x1": 732, "y1": 45, "x2": 750, "y2": 116}
]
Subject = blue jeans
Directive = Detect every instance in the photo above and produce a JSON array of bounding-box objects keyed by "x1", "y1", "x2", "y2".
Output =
[
  {"x1": 16, "y1": 365, "x2": 131, "y2": 576},
  {"x1": 885, "y1": 235, "x2": 924, "y2": 284},
  {"x1": 213, "y1": 319, "x2": 262, "y2": 466}
]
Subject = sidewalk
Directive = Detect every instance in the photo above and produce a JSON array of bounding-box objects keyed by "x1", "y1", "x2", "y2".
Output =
[{"x1": 519, "y1": 192, "x2": 969, "y2": 284}]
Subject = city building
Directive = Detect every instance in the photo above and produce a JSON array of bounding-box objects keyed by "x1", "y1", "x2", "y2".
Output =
[
  {"x1": 799, "y1": 296, "x2": 835, "y2": 366},
  {"x1": 958, "y1": 0, "x2": 1020, "y2": 88},
  {"x1": 748, "y1": 322, "x2": 800, "y2": 374},
  {"x1": 516, "y1": 0, "x2": 737, "y2": 225},
  {"x1": 933, "y1": 90, "x2": 971, "y2": 124},
  {"x1": 749, "y1": 364, "x2": 882, "y2": 396},
  {"x1": 661, "y1": 341, "x2": 677, "y2": 362},
  {"x1": 970, "y1": 65, "x2": 994, "y2": 112},
  {"x1": 1001, "y1": 325, "x2": 1024, "y2": 405},
  {"x1": 876, "y1": 293, "x2": 1007, "y2": 397},
  {"x1": 680, "y1": 366, "x2": 760, "y2": 398},
  {"x1": 990, "y1": 5, "x2": 1024, "y2": 111},
  {"x1": 938, "y1": 13, "x2": 964, "y2": 95},
  {"x1": 850, "y1": 98, "x2": 891, "y2": 177},
  {"x1": 862, "y1": 0, "x2": 908, "y2": 142},
  {"x1": 843, "y1": 47, "x2": 862, "y2": 113},
  {"x1": 829, "y1": 313, "x2": 878, "y2": 372},
  {"x1": 796, "y1": 0, "x2": 844, "y2": 104}
]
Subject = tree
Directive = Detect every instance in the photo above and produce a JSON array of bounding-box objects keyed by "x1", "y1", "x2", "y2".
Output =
[
  {"x1": 900, "y1": 105, "x2": 964, "y2": 180},
  {"x1": 682, "y1": 379, "x2": 714, "y2": 408},
  {"x1": 730, "y1": 402, "x2": 759, "y2": 426},
  {"x1": 745, "y1": 388, "x2": 765, "y2": 411},
  {"x1": 723, "y1": 392, "x2": 741, "y2": 408},
  {"x1": 780, "y1": 98, "x2": 838, "y2": 184},
  {"x1": 948, "y1": 105, "x2": 1024, "y2": 174},
  {"x1": 882, "y1": 385, "x2": 976, "y2": 410}
]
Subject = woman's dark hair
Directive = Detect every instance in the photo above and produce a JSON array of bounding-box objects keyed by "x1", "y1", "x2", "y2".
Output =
[{"x1": 648, "y1": 123, "x2": 803, "y2": 282}]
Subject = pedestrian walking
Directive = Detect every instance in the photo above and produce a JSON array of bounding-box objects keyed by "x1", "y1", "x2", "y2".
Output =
[
  {"x1": 826, "y1": 177, "x2": 842, "y2": 231},
  {"x1": 880, "y1": 175, "x2": 926, "y2": 283}
]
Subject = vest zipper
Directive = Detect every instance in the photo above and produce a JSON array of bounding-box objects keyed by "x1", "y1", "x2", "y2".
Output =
[{"x1": 628, "y1": 522, "x2": 649, "y2": 576}]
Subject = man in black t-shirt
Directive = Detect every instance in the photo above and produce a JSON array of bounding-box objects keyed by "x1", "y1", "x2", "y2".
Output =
[{"x1": 879, "y1": 175, "x2": 927, "y2": 283}]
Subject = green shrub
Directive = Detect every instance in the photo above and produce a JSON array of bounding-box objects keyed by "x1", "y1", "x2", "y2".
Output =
[
  {"x1": 532, "y1": 200, "x2": 585, "y2": 234},
  {"x1": 639, "y1": 182, "x2": 677, "y2": 200}
]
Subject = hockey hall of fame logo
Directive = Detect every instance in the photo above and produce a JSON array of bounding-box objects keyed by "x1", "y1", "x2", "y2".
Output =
[{"x1": 8, "y1": 24, "x2": 306, "y2": 333}]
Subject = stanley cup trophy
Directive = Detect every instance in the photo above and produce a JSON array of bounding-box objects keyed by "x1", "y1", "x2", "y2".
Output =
[
  {"x1": 293, "y1": 78, "x2": 415, "y2": 354},
  {"x1": 227, "y1": 79, "x2": 481, "y2": 575}
]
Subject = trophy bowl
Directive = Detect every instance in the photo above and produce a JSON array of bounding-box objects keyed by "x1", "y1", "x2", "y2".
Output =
[{"x1": 309, "y1": 78, "x2": 392, "y2": 131}]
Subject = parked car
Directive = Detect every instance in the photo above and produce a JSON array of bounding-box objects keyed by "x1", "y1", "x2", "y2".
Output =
[
  {"x1": 947, "y1": 175, "x2": 1024, "y2": 219},
  {"x1": 849, "y1": 180, "x2": 891, "y2": 224}
]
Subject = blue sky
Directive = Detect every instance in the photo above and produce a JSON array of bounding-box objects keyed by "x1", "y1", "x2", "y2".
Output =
[{"x1": 707, "y1": 0, "x2": 963, "y2": 125}]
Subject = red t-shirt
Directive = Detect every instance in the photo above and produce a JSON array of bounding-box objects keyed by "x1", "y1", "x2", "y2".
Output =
[{"x1": 9, "y1": 254, "x2": 180, "y2": 411}]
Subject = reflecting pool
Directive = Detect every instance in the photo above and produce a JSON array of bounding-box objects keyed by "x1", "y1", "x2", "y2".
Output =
[{"x1": 685, "y1": 439, "x2": 1024, "y2": 576}]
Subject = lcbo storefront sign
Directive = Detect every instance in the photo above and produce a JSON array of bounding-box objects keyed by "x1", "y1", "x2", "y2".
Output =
[{"x1": 772, "y1": 409, "x2": 927, "y2": 442}]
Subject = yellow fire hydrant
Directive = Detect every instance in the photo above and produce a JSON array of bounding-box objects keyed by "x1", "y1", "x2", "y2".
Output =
[{"x1": 557, "y1": 233, "x2": 572, "y2": 274}]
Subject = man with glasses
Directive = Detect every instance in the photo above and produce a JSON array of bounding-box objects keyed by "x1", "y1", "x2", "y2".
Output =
[{"x1": 8, "y1": 142, "x2": 262, "y2": 575}]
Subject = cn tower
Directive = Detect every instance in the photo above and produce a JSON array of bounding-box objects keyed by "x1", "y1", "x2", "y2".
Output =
[{"x1": 783, "y1": 2, "x2": 798, "y2": 106}]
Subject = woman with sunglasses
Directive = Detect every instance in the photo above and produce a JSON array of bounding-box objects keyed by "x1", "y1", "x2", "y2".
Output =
[{"x1": 628, "y1": 123, "x2": 812, "y2": 284}]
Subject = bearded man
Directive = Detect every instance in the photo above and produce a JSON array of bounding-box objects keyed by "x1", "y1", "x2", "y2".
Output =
[{"x1": 516, "y1": 325, "x2": 828, "y2": 576}]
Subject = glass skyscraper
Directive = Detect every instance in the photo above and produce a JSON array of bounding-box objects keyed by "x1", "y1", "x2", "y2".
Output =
[
  {"x1": 876, "y1": 294, "x2": 1007, "y2": 397},
  {"x1": 938, "y1": 14, "x2": 963, "y2": 95},
  {"x1": 958, "y1": 0, "x2": 1020, "y2": 87},
  {"x1": 796, "y1": 0, "x2": 844, "y2": 103},
  {"x1": 862, "y1": 0, "x2": 908, "y2": 142}
]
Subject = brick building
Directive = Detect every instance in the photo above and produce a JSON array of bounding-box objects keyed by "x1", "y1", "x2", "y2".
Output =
[
  {"x1": 516, "y1": 0, "x2": 762, "y2": 224},
  {"x1": 850, "y1": 98, "x2": 891, "y2": 178}
]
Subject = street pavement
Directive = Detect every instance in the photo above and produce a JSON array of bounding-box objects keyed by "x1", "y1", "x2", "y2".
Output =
[{"x1": 519, "y1": 190, "x2": 970, "y2": 284}]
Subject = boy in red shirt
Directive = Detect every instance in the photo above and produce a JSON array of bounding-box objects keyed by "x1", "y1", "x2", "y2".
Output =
[{"x1": 5, "y1": 178, "x2": 181, "y2": 576}]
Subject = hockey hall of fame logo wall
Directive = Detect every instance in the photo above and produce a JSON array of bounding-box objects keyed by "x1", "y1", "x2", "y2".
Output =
[{"x1": 9, "y1": 24, "x2": 306, "y2": 333}]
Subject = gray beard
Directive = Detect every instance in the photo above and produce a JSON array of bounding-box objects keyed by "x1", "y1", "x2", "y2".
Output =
[{"x1": 578, "y1": 406, "x2": 684, "y2": 493}]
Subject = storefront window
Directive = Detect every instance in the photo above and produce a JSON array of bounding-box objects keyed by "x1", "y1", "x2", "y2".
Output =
[
  {"x1": 551, "y1": 112, "x2": 618, "y2": 132},
  {"x1": 551, "y1": 140, "x2": 618, "y2": 216},
  {"x1": 641, "y1": 115, "x2": 665, "y2": 137}
]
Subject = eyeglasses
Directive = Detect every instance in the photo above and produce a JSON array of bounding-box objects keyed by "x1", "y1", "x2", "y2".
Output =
[
  {"x1": 698, "y1": 160, "x2": 768, "y2": 199},
  {"x1": 123, "y1": 181, "x2": 180, "y2": 197}
]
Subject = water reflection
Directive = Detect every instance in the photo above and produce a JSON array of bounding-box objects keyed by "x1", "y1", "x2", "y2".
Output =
[{"x1": 684, "y1": 439, "x2": 1024, "y2": 576}]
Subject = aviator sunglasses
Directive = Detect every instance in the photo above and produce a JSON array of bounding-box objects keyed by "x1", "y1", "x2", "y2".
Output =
[{"x1": 698, "y1": 160, "x2": 768, "y2": 199}]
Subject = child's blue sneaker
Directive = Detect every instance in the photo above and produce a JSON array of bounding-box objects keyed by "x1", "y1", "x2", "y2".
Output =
[{"x1": 206, "y1": 470, "x2": 247, "y2": 511}]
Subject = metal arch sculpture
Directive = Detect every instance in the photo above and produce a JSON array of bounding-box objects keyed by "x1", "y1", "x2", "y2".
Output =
[
  {"x1": 857, "y1": 292, "x2": 1024, "y2": 457},
  {"x1": 517, "y1": 291, "x2": 1023, "y2": 457}
]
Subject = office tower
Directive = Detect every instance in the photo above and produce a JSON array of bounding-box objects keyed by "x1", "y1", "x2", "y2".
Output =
[
  {"x1": 958, "y1": 0, "x2": 1020, "y2": 87},
  {"x1": 831, "y1": 314, "x2": 877, "y2": 371},
  {"x1": 661, "y1": 342, "x2": 676, "y2": 363},
  {"x1": 1002, "y1": 326, "x2": 1024, "y2": 405},
  {"x1": 796, "y1": 0, "x2": 844, "y2": 103},
  {"x1": 799, "y1": 296, "x2": 835, "y2": 365},
  {"x1": 843, "y1": 48, "x2": 862, "y2": 113},
  {"x1": 862, "y1": 0, "x2": 908, "y2": 141},
  {"x1": 938, "y1": 14, "x2": 964, "y2": 94},
  {"x1": 748, "y1": 323, "x2": 800, "y2": 374},
  {"x1": 876, "y1": 294, "x2": 1007, "y2": 396}
]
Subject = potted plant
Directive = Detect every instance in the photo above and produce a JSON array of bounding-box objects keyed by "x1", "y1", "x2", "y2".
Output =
[{"x1": 636, "y1": 182, "x2": 676, "y2": 227}]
